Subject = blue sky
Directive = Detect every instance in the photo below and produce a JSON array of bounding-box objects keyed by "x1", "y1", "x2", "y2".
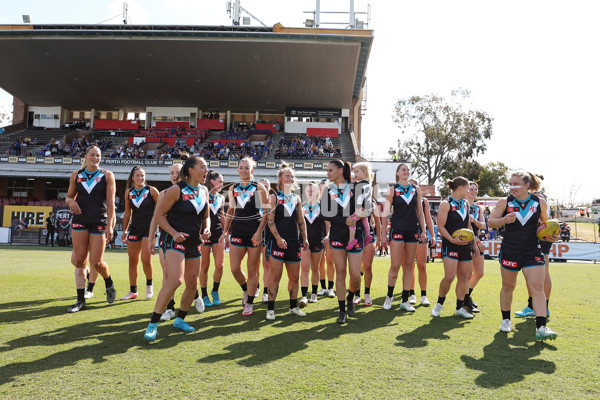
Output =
[{"x1": 1, "y1": 0, "x2": 599, "y2": 204}]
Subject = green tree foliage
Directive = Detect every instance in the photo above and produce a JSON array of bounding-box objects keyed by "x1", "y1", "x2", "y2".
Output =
[
  {"x1": 439, "y1": 160, "x2": 509, "y2": 197},
  {"x1": 391, "y1": 89, "x2": 493, "y2": 185}
]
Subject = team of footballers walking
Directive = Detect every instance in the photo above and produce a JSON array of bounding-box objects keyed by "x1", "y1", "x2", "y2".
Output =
[{"x1": 64, "y1": 145, "x2": 559, "y2": 343}]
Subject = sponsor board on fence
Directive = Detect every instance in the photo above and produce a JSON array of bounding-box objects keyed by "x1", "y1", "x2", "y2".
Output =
[
  {"x1": 2, "y1": 205, "x2": 54, "y2": 229},
  {"x1": 0, "y1": 157, "x2": 328, "y2": 169},
  {"x1": 433, "y1": 240, "x2": 600, "y2": 261}
]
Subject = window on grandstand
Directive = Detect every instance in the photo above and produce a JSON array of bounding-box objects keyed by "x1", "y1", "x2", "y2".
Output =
[
  {"x1": 7, "y1": 178, "x2": 34, "y2": 198},
  {"x1": 174, "y1": 117, "x2": 189, "y2": 122},
  {"x1": 83, "y1": 112, "x2": 91, "y2": 119},
  {"x1": 44, "y1": 179, "x2": 69, "y2": 200}
]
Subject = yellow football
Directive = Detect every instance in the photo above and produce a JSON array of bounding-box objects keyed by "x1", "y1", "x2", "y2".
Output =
[
  {"x1": 452, "y1": 228, "x2": 474, "y2": 242},
  {"x1": 537, "y1": 219, "x2": 560, "y2": 241}
]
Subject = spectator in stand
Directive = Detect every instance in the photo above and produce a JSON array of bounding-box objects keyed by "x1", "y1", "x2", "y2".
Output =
[{"x1": 560, "y1": 223, "x2": 571, "y2": 242}]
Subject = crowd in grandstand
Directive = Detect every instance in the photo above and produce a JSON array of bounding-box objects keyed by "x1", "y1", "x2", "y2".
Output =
[{"x1": 275, "y1": 135, "x2": 341, "y2": 159}]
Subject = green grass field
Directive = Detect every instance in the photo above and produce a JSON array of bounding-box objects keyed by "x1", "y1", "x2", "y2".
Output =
[{"x1": 1, "y1": 246, "x2": 599, "y2": 399}]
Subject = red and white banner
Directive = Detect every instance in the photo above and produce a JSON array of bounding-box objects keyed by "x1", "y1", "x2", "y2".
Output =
[{"x1": 434, "y1": 240, "x2": 600, "y2": 261}]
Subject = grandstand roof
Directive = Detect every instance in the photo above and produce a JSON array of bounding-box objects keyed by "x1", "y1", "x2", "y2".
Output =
[{"x1": 0, "y1": 24, "x2": 373, "y2": 112}]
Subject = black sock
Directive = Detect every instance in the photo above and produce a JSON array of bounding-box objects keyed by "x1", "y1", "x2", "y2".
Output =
[
  {"x1": 364, "y1": 287, "x2": 370, "y2": 295},
  {"x1": 167, "y1": 299, "x2": 176, "y2": 311},
  {"x1": 104, "y1": 276, "x2": 113, "y2": 288},
  {"x1": 312, "y1": 284, "x2": 318, "y2": 294},
  {"x1": 387, "y1": 286, "x2": 394, "y2": 298},
  {"x1": 212, "y1": 282, "x2": 220, "y2": 292},
  {"x1": 402, "y1": 290, "x2": 409, "y2": 303},
  {"x1": 409, "y1": 289, "x2": 415, "y2": 296},
  {"x1": 77, "y1": 288, "x2": 85, "y2": 302},
  {"x1": 527, "y1": 297, "x2": 533, "y2": 309},
  {"x1": 263, "y1": 287, "x2": 268, "y2": 294},
  {"x1": 247, "y1": 295, "x2": 255, "y2": 305},
  {"x1": 146, "y1": 279, "x2": 153, "y2": 286},
  {"x1": 346, "y1": 290, "x2": 354, "y2": 302},
  {"x1": 130, "y1": 285, "x2": 137, "y2": 293},
  {"x1": 194, "y1": 290, "x2": 199, "y2": 300},
  {"x1": 468, "y1": 288, "x2": 474, "y2": 295},
  {"x1": 456, "y1": 299, "x2": 464, "y2": 310},
  {"x1": 301, "y1": 286, "x2": 308, "y2": 297},
  {"x1": 536, "y1": 316, "x2": 547, "y2": 329},
  {"x1": 464, "y1": 293, "x2": 471, "y2": 305},
  {"x1": 328, "y1": 280, "x2": 334, "y2": 290},
  {"x1": 546, "y1": 299, "x2": 549, "y2": 309},
  {"x1": 438, "y1": 296, "x2": 446, "y2": 305},
  {"x1": 320, "y1": 279, "x2": 326, "y2": 289},
  {"x1": 177, "y1": 309, "x2": 187, "y2": 320},
  {"x1": 86, "y1": 282, "x2": 95, "y2": 292},
  {"x1": 256, "y1": 283, "x2": 260, "y2": 292},
  {"x1": 502, "y1": 310, "x2": 511, "y2": 320},
  {"x1": 268, "y1": 300, "x2": 275, "y2": 310},
  {"x1": 241, "y1": 283, "x2": 248, "y2": 292},
  {"x1": 86, "y1": 272, "x2": 90, "y2": 281},
  {"x1": 421, "y1": 290, "x2": 427, "y2": 297},
  {"x1": 201, "y1": 287, "x2": 208, "y2": 298},
  {"x1": 150, "y1": 312, "x2": 161, "y2": 324},
  {"x1": 355, "y1": 288, "x2": 360, "y2": 297},
  {"x1": 338, "y1": 300, "x2": 345, "y2": 312},
  {"x1": 290, "y1": 299, "x2": 297, "y2": 309}
]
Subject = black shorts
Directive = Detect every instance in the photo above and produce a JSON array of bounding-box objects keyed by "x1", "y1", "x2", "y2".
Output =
[
  {"x1": 389, "y1": 228, "x2": 419, "y2": 243},
  {"x1": 127, "y1": 224, "x2": 150, "y2": 242},
  {"x1": 499, "y1": 248, "x2": 545, "y2": 272},
  {"x1": 266, "y1": 239, "x2": 301, "y2": 263},
  {"x1": 203, "y1": 229, "x2": 223, "y2": 246},
  {"x1": 162, "y1": 233, "x2": 201, "y2": 259},
  {"x1": 329, "y1": 237, "x2": 364, "y2": 253},
  {"x1": 442, "y1": 242, "x2": 473, "y2": 262},
  {"x1": 307, "y1": 236, "x2": 324, "y2": 253},
  {"x1": 71, "y1": 221, "x2": 107, "y2": 235},
  {"x1": 539, "y1": 240, "x2": 552, "y2": 255},
  {"x1": 230, "y1": 233, "x2": 260, "y2": 248}
]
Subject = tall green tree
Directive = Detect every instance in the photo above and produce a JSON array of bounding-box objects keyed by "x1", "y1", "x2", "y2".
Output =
[
  {"x1": 391, "y1": 89, "x2": 493, "y2": 185},
  {"x1": 439, "y1": 160, "x2": 509, "y2": 196}
]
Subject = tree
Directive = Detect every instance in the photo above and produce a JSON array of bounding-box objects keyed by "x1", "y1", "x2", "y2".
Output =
[
  {"x1": 439, "y1": 160, "x2": 509, "y2": 197},
  {"x1": 391, "y1": 89, "x2": 493, "y2": 185}
]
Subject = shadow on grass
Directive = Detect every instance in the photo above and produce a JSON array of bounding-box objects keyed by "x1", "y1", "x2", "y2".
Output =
[
  {"x1": 0, "y1": 312, "x2": 155, "y2": 385},
  {"x1": 395, "y1": 315, "x2": 472, "y2": 348},
  {"x1": 0, "y1": 297, "x2": 136, "y2": 326},
  {"x1": 461, "y1": 320, "x2": 557, "y2": 388},
  {"x1": 195, "y1": 305, "x2": 398, "y2": 367}
]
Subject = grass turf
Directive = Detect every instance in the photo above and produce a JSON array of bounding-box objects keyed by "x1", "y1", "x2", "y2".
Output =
[{"x1": 0, "y1": 246, "x2": 599, "y2": 399}]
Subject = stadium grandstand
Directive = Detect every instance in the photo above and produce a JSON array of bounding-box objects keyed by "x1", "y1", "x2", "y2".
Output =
[{"x1": 0, "y1": 22, "x2": 372, "y2": 243}]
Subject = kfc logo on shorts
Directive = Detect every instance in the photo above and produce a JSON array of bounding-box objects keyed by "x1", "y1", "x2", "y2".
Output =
[
  {"x1": 414, "y1": 234, "x2": 419, "y2": 239},
  {"x1": 502, "y1": 260, "x2": 517, "y2": 268},
  {"x1": 230, "y1": 237, "x2": 242, "y2": 244},
  {"x1": 273, "y1": 250, "x2": 284, "y2": 257},
  {"x1": 72, "y1": 223, "x2": 84, "y2": 229},
  {"x1": 449, "y1": 252, "x2": 458, "y2": 257},
  {"x1": 128, "y1": 235, "x2": 138, "y2": 241},
  {"x1": 535, "y1": 257, "x2": 543, "y2": 262},
  {"x1": 393, "y1": 234, "x2": 402, "y2": 239},
  {"x1": 354, "y1": 243, "x2": 362, "y2": 250},
  {"x1": 159, "y1": 241, "x2": 164, "y2": 247},
  {"x1": 197, "y1": 245, "x2": 202, "y2": 251},
  {"x1": 297, "y1": 252, "x2": 302, "y2": 258},
  {"x1": 331, "y1": 241, "x2": 343, "y2": 247},
  {"x1": 174, "y1": 244, "x2": 185, "y2": 251},
  {"x1": 97, "y1": 226, "x2": 105, "y2": 231}
]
